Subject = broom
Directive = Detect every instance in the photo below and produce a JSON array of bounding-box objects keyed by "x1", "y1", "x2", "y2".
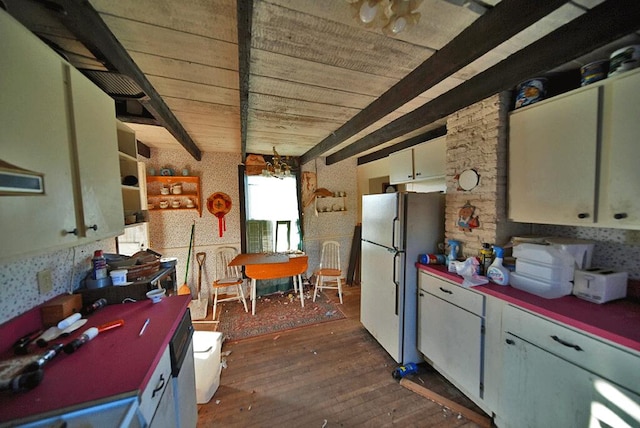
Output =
[{"x1": 178, "y1": 221, "x2": 195, "y2": 295}]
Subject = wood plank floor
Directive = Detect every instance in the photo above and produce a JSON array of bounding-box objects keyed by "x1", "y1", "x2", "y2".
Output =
[{"x1": 195, "y1": 285, "x2": 485, "y2": 427}]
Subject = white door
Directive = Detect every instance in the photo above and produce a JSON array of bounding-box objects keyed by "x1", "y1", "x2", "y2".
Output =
[
  {"x1": 360, "y1": 240, "x2": 401, "y2": 362},
  {"x1": 499, "y1": 333, "x2": 640, "y2": 428},
  {"x1": 361, "y1": 193, "x2": 400, "y2": 249},
  {"x1": 599, "y1": 70, "x2": 640, "y2": 228},
  {"x1": 418, "y1": 291, "x2": 483, "y2": 398},
  {"x1": 508, "y1": 87, "x2": 599, "y2": 225}
]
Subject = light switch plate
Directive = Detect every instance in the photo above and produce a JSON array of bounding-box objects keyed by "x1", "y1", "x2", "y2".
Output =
[{"x1": 37, "y1": 269, "x2": 53, "y2": 294}]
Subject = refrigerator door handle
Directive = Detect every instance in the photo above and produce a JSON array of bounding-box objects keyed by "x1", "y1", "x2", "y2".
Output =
[
  {"x1": 393, "y1": 251, "x2": 400, "y2": 315},
  {"x1": 392, "y1": 216, "x2": 399, "y2": 251}
]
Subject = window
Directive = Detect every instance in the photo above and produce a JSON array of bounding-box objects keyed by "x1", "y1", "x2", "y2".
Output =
[{"x1": 245, "y1": 175, "x2": 301, "y2": 252}]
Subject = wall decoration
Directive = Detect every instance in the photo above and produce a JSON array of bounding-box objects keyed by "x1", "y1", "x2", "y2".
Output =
[
  {"x1": 207, "y1": 192, "x2": 232, "y2": 237},
  {"x1": 457, "y1": 201, "x2": 479, "y2": 232},
  {"x1": 302, "y1": 171, "x2": 317, "y2": 208},
  {"x1": 245, "y1": 154, "x2": 267, "y2": 176},
  {"x1": 455, "y1": 169, "x2": 480, "y2": 191}
]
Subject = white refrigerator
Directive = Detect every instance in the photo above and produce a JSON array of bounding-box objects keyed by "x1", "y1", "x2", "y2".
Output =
[{"x1": 360, "y1": 192, "x2": 445, "y2": 364}]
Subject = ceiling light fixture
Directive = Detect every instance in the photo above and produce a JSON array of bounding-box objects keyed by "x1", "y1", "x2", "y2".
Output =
[
  {"x1": 346, "y1": 0, "x2": 423, "y2": 36},
  {"x1": 262, "y1": 147, "x2": 293, "y2": 179}
]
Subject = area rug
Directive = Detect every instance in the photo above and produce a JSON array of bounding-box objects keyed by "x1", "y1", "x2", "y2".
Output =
[{"x1": 216, "y1": 289, "x2": 345, "y2": 341}]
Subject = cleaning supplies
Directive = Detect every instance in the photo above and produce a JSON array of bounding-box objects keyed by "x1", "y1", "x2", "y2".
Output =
[
  {"x1": 447, "y1": 239, "x2": 460, "y2": 273},
  {"x1": 487, "y1": 246, "x2": 509, "y2": 285}
]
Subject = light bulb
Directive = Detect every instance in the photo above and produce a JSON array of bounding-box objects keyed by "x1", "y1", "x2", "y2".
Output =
[
  {"x1": 359, "y1": 0, "x2": 379, "y2": 23},
  {"x1": 389, "y1": 15, "x2": 407, "y2": 34}
]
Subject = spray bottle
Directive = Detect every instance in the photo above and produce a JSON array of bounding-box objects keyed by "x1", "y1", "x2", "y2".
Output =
[
  {"x1": 487, "y1": 246, "x2": 509, "y2": 285},
  {"x1": 447, "y1": 240, "x2": 460, "y2": 273}
]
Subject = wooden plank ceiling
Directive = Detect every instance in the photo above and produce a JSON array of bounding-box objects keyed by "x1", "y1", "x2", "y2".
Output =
[{"x1": 4, "y1": 0, "x2": 640, "y2": 164}]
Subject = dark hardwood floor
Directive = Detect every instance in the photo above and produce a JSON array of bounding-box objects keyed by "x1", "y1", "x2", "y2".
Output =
[{"x1": 195, "y1": 285, "x2": 484, "y2": 427}]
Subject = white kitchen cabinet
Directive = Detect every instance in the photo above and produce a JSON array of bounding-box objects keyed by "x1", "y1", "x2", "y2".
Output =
[
  {"x1": 68, "y1": 66, "x2": 123, "y2": 241},
  {"x1": 0, "y1": 11, "x2": 122, "y2": 262},
  {"x1": 508, "y1": 68, "x2": 640, "y2": 229},
  {"x1": 598, "y1": 70, "x2": 640, "y2": 228},
  {"x1": 497, "y1": 304, "x2": 640, "y2": 428},
  {"x1": 140, "y1": 346, "x2": 177, "y2": 428},
  {"x1": 389, "y1": 147, "x2": 414, "y2": 184},
  {"x1": 417, "y1": 271, "x2": 489, "y2": 413},
  {"x1": 389, "y1": 137, "x2": 445, "y2": 184}
]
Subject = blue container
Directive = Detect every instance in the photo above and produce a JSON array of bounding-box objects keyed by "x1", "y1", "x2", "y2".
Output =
[
  {"x1": 515, "y1": 78, "x2": 547, "y2": 109},
  {"x1": 392, "y1": 363, "x2": 419, "y2": 380}
]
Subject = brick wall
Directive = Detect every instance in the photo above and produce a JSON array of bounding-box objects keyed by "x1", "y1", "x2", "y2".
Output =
[{"x1": 445, "y1": 92, "x2": 530, "y2": 259}]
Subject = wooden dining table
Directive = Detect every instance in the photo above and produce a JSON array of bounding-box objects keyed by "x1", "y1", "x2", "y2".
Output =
[{"x1": 229, "y1": 253, "x2": 309, "y2": 315}]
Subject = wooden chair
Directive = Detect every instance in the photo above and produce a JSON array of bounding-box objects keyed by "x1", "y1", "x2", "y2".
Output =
[
  {"x1": 212, "y1": 247, "x2": 248, "y2": 320},
  {"x1": 313, "y1": 241, "x2": 343, "y2": 304}
]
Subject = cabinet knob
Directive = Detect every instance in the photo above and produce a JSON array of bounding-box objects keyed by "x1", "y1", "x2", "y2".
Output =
[
  {"x1": 63, "y1": 228, "x2": 78, "y2": 236},
  {"x1": 439, "y1": 287, "x2": 453, "y2": 295},
  {"x1": 86, "y1": 224, "x2": 98, "y2": 232},
  {"x1": 505, "y1": 338, "x2": 515, "y2": 345},
  {"x1": 577, "y1": 213, "x2": 590, "y2": 219},
  {"x1": 419, "y1": 292, "x2": 424, "y2": 297},
  {"x1": 613, "y1": 213, "x2": 628, "y2": 220}
]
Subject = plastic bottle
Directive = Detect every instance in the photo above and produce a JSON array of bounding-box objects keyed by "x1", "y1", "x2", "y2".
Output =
[
  {"x1": 92, "y1": 250, "x2": 107, "y2": 280},
  {"x1": 392, "y1": 362, "x2": 419, "y2": 380},
  {"x1": 487, "y1": 246, "x2": 510, "y2": 285},
  {"x1": 82, "y1": 298, "x2": 108, "y2": 315},
  {"x1": 447, "y1": 240, "x2": 460, "y2": 273},
  {"x1": 479, "y1": 243, "x2": 493, "y2": 275}
]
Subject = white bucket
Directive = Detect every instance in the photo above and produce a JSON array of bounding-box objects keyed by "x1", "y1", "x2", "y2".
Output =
[
  {"x1": 193, "y1": 331, "x2": 223, "y2": 404},
  {"x1": 110, "y1": 269, "x2": 128, "y2": 286}
]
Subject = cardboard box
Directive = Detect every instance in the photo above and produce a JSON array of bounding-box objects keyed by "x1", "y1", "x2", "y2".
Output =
[{"x1": 40, "y1": 294, "x2": 83, "y2": 327}]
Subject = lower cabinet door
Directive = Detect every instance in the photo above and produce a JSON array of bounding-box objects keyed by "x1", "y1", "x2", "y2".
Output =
[
  {"x1": 418, "y1": 290, "x2": 483, "y2": 399},
  {"x1": 499, "y1": 333, "x2": 640, "y2": 428},
  {"x1": 150, "y1": 377, "x2": 177, "y2": 428}
]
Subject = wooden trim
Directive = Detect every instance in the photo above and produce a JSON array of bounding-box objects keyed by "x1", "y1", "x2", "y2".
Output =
[
  {"x1": 237, "y1": 0, "x2": 253, "y2": 160},
  {"x1": 44, "y1": 0, "x2": 202, "y2": 160},
  {"x1": 399, "y1": 378, "x2": 492, "y2": 428},
  {"x1": 330, "y1": 0, "x2": 640, "y2": 163},
  {"x1": 300, "y1": 0, "x2": 571, "y2": 164},
  {"x1": 355, "y1": 126, "x2": 446, "y2": 166}
]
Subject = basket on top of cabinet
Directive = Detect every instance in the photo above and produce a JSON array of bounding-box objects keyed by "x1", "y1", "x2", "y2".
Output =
[{"x1": 146, "y1": 176, "x2": 202, "y2": 217}]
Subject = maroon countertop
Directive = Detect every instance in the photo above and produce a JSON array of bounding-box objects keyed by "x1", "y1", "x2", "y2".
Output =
[
  {"x1": 417, "y1": 264, "x2": 640, "y2": 353},
  {"x1": 0, "y1": 294, "x2": 190, "y2": 424}
]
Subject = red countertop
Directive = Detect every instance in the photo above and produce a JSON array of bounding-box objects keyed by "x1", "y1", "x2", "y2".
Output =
[
  {"x1": 0, "y1": 294, "x2": 190, "y2": 424},
  {"x1": 417, "y1": 264, "x2": 640, "y2": 353}
]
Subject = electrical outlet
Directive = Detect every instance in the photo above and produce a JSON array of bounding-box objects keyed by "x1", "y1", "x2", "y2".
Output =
[{"x1": 37, "y1": 269, "x2": 53, "y2": 294}]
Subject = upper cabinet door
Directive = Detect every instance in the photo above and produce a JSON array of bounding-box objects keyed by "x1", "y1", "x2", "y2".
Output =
[
  {"x1": 389, "y1": 148, "x2": 414, "y2": 184},
  {"x1": 508, "y1": 87, "x2": 600, "y2": 225},
  {"x1": 68, "y1": 67, "x2": 123, "y2": 240},
  {"x1": 413, "y1": 136, "x2": 445, "y2": 180},
  {"x1": 0, "y1": 12, "x2": 78, "y2": 261},
  {"x1": 599, "y1": 70, "x2": 640, "y2": 228}
]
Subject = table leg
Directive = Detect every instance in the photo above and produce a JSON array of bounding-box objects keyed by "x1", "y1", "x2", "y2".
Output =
[
  {"x1": 251, "y1": 278, "x2": 256, "y2": 315},
  {"x1": 298, "y1": 274, "x2": 304, "y2": 308}
]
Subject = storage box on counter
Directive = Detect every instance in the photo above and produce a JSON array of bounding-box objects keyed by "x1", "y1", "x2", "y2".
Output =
[{"x1": 41, "y1": 294, "x2": 83, "y2": 327}]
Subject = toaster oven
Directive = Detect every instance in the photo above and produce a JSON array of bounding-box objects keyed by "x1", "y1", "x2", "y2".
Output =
[{"x1": 573, "y1": 268, "x2": 628, "y2": 304}]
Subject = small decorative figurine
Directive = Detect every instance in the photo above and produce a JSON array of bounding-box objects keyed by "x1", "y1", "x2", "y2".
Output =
[{"x1": 457, "y1": 201, "x2": 480, "y2": 232}]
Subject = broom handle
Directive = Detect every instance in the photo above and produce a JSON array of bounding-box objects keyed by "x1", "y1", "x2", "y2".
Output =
[{"x1": 184, "y1": 222, "x2": 195, "y2": 284}]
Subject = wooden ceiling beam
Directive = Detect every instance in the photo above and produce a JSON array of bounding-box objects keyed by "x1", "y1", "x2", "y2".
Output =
[
  {"x1": 300, "y1": 0, "x2": 571, "y2": 164},
  {"x1": 40, "y1": 0, "x2": 202, "y2": 160},
  {"x1": 237, "y1": 0, "x2": 253, "y2": 160},
  {"x1": 356, "y1": 126, "x2": 447, "y2": 165},
  {"x1": 328, "y1": 0, "x2": 640, "y2": 164}
]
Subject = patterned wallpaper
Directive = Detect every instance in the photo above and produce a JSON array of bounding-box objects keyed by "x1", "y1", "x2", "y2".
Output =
[{"x1": 0, "y1": 239, "x2": 116, "y2": 324}]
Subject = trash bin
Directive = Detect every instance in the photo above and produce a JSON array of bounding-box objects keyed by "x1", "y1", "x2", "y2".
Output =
[{"x1": 193, "y1": 331, "x2": 223, "y2": 404}]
